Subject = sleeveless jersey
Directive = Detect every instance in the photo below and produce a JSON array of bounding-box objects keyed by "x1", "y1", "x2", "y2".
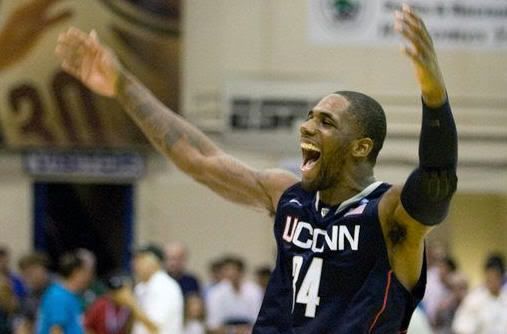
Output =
[{"x1": 253, "y1": 181, "x2": 426, "y2": 334}]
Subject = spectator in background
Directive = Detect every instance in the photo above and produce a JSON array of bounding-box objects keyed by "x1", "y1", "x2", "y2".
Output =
[
  {"x1": 427, "y1": 256, "x2": 458, "y2": 328},
  {"x1": 453, "y1": 253, "x2": 507, "y2": 334},
  {"x1": 434, "y1": 272, "x2": 468, "y2": 334},
  {"x1": 0, "y1": 273, "x2": 18, "y2": 334},
  {"x1": 36, "y1": 250, "x2": 95, "y2": 334},
  {"x1": 254, "y1": 266, "x2": 271, "y2": 292},
  {"x1": 0, "y1": 246, "x2": 26, "y2": 300},
  {"x1": 183, "y1": 294, "x2": 206, "y2": 334},
  {"x1": 421, "y1": 242, "x2": 447, "y2": 321},
  {"x1": 206, "y1": 256, "x2": 263, "y2": 334},
  {"x1": 84, "y1": 273, "x2": 134, "y2": 334},
  {"x1": 164, "y1": 241, "x2": 200, "y2": 297},
  {"x1": 203, "y1": 259, "x2": 224, "y2": 301},
  {"x1": 16, "y1": 253, "x2": 52, "y2": 334},
  {"x1": 77, "y1": 249, "x2": 107, "y2": 311},
  {"x1": 407, "y1": 307, "x2": 433, "y2": 334},
  {"x1": 132, "y1": 244, "x2": 183, "y2": 334}
]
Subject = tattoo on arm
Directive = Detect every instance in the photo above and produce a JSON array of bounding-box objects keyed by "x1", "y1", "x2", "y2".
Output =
[
  {"x1": 116, "y1": 71, "x2": 219, "y2": 156},
  {"x1": 115, "y1": 71, "x2": 295, "y2": 212}
]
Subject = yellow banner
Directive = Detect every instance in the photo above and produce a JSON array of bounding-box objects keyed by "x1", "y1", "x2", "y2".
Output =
[{"x1": 0, "y1": 0, "x2": 180, "y2": 149}]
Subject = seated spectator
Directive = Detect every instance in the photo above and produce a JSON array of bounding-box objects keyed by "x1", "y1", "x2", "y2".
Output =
[
  {"x1": 0, "y1": 246, "x2": 26, "y2": 300},
  {"x1": 206, "y1": 256, "x2": 263, "y2": 334},
  {"x1": 36, "y1": 250, "x2": 95, "y2": 334},
  {"x1": 183, "y1": 294, "x2": 206, "y2": 334},
  {"x1": 132, "y1": 244, "x2": 184, "y2": 334},
  {"x1": 164, "y1": 241, "x2": 200, "y2": 297},
  {"x1": 453, "y1": 253, "x2": 507, "y2": 334},
  {"x1": 16, "y1": 252, "x2": 52, "y2": 334}
]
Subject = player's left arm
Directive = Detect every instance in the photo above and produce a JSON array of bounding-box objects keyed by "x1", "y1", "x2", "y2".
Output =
[{"x1": 379, "y1": 4, "x2": 458, "y2": 290}]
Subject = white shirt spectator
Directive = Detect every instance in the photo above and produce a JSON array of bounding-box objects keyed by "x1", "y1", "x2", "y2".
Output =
[
  {"x1": 183, "y1": 320, "x2": 205, "y2": 334},
  {"x1": 421, "y1": 266, "x2": 449, "y2": 323},
  {"x1": 133, "y1": 270, "x2": 184, "y2": 334},
  {"x1": 452, "y1": 286, "x2": 507, "y2": 334},
  {"x1": 407, "y1": 307, "x2": 433, "y2": 334},
  {"x1": 206, "y1": 280, "x2": 263, "y2": 330}
]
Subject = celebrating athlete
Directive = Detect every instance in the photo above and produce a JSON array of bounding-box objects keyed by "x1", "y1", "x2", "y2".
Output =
[{"x1": 55, "y1": 4, "x2": 457, "y2": 333}]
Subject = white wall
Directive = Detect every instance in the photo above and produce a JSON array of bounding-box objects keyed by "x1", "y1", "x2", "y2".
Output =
[{"x1": 0, "y1": 155, "x2": 32, "y2": 264}]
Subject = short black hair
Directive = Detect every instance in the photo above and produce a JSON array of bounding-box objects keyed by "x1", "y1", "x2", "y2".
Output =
[
  {"x1": 255, "y1": 266, "x2": 272, "y2": 277},
  {"x1": 18, "y1": 252, "x2": 50, "y2": 271},
  {"x1": 485, "y1": 253, "x2": 505, "y2": 275},
  {"x1": 443, "y1": 256, "x2": 457, "y2": 272},
  {"x1": 58, "y1": 252, "x2": 85, "y2": 279},
  {"x1": 135, "y1": 244, "x2": 165, "y2": 263},
  {"x1": 0, "y1": 246, "x2": 8, "y2": 257},
  {"x1": 222, "y1": 256, "x2": 245, "y2": 273},
  {"x1": 334, "y1": 91, "x2": 387, "y2": 164}
]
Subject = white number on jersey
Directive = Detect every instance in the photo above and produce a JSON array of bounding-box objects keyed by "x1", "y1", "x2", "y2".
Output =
[{"x1": 292, "y1": 256, "x2": 323, "y2": 318}]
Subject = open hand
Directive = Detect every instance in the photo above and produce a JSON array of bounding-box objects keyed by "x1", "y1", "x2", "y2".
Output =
[
  {"x1": 55, "y1": 27, "x2": 121, "y2": 97},
  {"x1": 395, "y1": 4, "x2": 447, "y2": 107}
]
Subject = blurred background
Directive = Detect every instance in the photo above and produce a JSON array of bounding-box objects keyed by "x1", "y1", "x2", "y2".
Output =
[{"x1": 0, "y1": 0, "x2": 506, "y2": 333}]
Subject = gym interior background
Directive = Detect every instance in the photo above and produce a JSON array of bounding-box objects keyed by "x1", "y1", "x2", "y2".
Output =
[{"x1": 0, "y1": 0, "x2": 506, "y2": 288}]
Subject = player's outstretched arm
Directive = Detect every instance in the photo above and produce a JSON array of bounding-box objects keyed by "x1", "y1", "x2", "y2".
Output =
[
  {"x1": 55, "y1": 27, "x2": 297, "y2": 214},
  {"x1": 379, "y1": 4, "x2": 457, "y2": 289}
]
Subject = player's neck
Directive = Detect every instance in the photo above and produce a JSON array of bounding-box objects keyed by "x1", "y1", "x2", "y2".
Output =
[{"x1": 319, "y1": 164, "x2": 375, "y2": 206}]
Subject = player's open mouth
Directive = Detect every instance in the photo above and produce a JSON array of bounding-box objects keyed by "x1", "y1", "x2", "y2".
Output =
[{"x1": 300, "y1": 142, "x2": 321, "y2": 173}]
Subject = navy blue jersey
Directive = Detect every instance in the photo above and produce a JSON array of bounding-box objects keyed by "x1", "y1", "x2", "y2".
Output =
[{"x1": 253, "y1": 182, "x2": 426, "y2": 334}]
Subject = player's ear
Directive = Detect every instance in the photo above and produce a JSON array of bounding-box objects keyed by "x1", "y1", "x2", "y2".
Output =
[{"x1": 351, "y1": 137, "x2": 374, "y2": 159}]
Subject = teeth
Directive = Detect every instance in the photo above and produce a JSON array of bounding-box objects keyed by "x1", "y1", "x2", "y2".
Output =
[{"x1": 300, "y1": 142, "x2": 320, "y2": 152}]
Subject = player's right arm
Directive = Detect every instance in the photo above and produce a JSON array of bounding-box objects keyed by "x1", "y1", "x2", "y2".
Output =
[{"x1": 55, "y1": 28, "x2": 297, "y2": 215}]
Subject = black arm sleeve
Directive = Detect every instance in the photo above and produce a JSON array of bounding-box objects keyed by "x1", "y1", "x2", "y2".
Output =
[{"x1": 400, "y1": 97, "x2": 458, "y2": 226}]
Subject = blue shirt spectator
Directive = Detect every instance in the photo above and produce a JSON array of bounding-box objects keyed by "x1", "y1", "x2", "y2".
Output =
[
  {"x1": 36, "y1": 250, "x2": 95, "y2": 334},
  {"x1": 36, "y1": 283, "x2": 84, "y2": 334},
  {"x1": 9, "y1": 273, "x2": 27, "y2": 299}
]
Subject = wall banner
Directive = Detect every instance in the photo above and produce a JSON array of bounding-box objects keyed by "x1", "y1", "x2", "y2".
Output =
[
  {"x1": 0, "y1": 0, "x2": 180, "y2": 149},
  {"x1": 308, "y1": 0, "x2": 507, "y2": 49}
]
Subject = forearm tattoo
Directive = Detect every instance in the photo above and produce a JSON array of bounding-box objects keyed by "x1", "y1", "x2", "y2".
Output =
[{"x1": 116, "y1": 71, "x2": 218, "y2": 156}]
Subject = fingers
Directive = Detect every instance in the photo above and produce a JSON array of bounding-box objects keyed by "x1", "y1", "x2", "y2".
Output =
[
  {"x1": 55, "y1": 27, "x2": 95, "y2": 78},
  {"x1": 400, "y1": 44, "x2": 423, "y2": 68},
  {"x1": 394, "y1": 4, "x2": 434, "y2": 60},
  {"x1": 401, "y1": 4, "x2": 433, "y2": 47}
]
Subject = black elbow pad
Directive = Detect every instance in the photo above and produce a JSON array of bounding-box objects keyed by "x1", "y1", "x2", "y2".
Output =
[{"x1": 400, "y1": 168, "x2": 458, "y2": 226}]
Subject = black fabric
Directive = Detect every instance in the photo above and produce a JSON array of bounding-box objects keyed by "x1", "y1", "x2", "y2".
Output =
[{"x1": 401, "y1": 98, "x2": 458, "y2": 226}]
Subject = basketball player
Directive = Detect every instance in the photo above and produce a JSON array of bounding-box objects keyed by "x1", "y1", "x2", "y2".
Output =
[{"x1": 55, "y1": 4, "x2": 457, "y2": 333}]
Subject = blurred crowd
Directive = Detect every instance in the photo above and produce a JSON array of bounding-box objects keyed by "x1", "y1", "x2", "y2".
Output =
[
  {"x1": 415, "y1": 244, "x2": 507, "y2": 334},
  {"x1": 1, "y1": 241, "x2": 507, "y2": 334},
  {"x1": 0, "y1": 242, "x2": 271, "y2": 334}
]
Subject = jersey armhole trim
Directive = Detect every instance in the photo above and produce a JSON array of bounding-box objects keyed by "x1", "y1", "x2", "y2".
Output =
[{"x1": 368, "y1": 270, "x2": 393, "y2": 333}]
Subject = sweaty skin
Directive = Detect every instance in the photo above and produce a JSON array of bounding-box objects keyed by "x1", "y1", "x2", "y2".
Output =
[{"x1": 55, "y1": 4, "x2": 450, "y2": 291}]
